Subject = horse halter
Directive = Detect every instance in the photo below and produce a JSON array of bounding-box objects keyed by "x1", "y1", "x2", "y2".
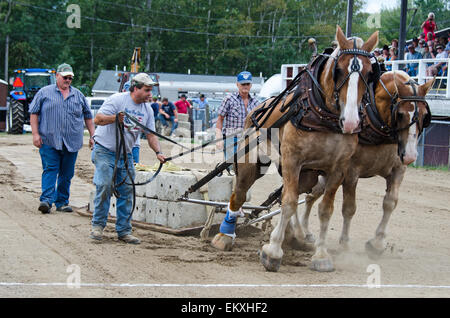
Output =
[
  {"x1": 332, "y1": 38, "x2": 372, "y2": 110},
  {"x1": 388, "y1": 79, "x2": 431, "y2": 134}
]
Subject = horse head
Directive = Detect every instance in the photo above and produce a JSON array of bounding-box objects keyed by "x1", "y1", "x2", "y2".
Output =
[
  {"x1": 322, "y1": 26, "x2": 379, "y2": 134},
  {"x1": 376, "y1": 71, "x2": 434, "y2": 165}
]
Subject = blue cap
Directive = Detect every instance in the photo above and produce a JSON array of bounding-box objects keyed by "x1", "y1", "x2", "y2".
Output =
[{"x1": 237, "y1": 71, "x2": 252, "y2": 84}]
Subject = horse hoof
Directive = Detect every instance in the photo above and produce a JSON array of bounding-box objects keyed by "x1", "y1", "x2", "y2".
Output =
[
  {"x1": 211, "y1": 233, "x2": 233, "y2": 251},
  {"x1": 259, "y1": 250, "x2": 281, "y2": 272},
  {"x1": 305, "y1": 233, "x2": 316, "y2": 244},
  {"x1": 365, "y1": 241, "x2": 384, "y2": 260},
  {"x1": 310, "y1": 259, "x2": 335, "y2": 272}
]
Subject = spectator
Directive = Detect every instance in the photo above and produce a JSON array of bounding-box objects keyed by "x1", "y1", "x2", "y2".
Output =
[
  {"x1": 382, "y1": 45, "x2": 390, "y2": 60},
  {"x1": 427, "y1": 40, "x2": 436, "y2": 55},
  {"x1": 150, "y1": 96, "x2": 160, "y2": 120},
  {"x1": 386, "y1": 47, "x2": 398, "y2": 71},
  {"x1": 174, "y1": 94, "x2": 192, "y2": 114},
  {"x1": 91, "y1": 73, "x2": 165, "y2": 244},
  {"x1": 438, "y1": 36, "x2": 447, "y2": 48},
  {"x1": 445, "y1": 34, "x2": 450, "y2": 52},
  {"x1": 419, "y1": 33, "x2": 426, "y2": 42},
  {"x1": 29, "y1": 63, "x2": 95, "y2": 214},
  {"x1": 373, "y1": 48, "x2": 381, "y2": 57},
  {"x1": 426, "y1": 45, "x2": 448, "y2": 76},
  {"x1": 193, "y1": 94, "x2": 209, "y2": 131},
  {"x1": 416, "y1": 39, "x2": 426, "y2": 55},
  {"x1": 421, "y1": 12, "x2": 437, "y2": 41},
  {"x1": 423, "y1": 44, "x2": 435, "y2": 60},
  {"x1": 412, "y1": 37, "x2": 419, "y2": 49},
  {"x1": 391, "y1": 39, "x2": 399, "y2": 50},
  {"x1": 158, "y1": 97, "x2": 178, "y2": 136},
  {"x1": 406, "y1": 44, "x2": 422, "y2": 77}
]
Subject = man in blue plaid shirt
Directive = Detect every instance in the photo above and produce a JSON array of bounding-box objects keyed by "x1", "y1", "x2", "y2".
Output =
[{"x1": 216, "y1": 71, "x2": 259, "y2": 172}]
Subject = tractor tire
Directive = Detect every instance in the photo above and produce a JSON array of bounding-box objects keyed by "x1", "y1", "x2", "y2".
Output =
[{"x1": 6, "y1": 100, "x2": 25, "y2": 134}]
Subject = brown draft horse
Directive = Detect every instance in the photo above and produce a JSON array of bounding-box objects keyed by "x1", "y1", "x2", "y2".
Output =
[
  {"x1": 211, "y1": 26, "x2": 379, "y2": 272},
  {"x1": 298, "y1": 71, "x2": 434, "y2": 261}
]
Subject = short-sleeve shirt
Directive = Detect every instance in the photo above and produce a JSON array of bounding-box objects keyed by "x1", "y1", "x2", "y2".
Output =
[
  {"x1": 217, "y1": 92, "x2": 259, "y2": 135},
  {"x1": 174, "y1": 100, "x2": 191, "y2": 114},
  {"x1": 93, "y1": 92, "x2": 155, "y2": 154},
  {"x1": 29, "y1": 84, "x2": 92, "y2": 152},
  {"x1": 161, "y1": 102, "x2": 176, "y2": 117},
  {"x1": 150, "y1": 102, "x2": 160, "y2": 117}
]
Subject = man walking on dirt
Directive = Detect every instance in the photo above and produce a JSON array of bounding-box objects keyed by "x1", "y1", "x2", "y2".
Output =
[
  {"x1": 91, "y1": 73, "x2": 165, "y2": 244},
  {"x1": 30, "y1": 63, "x2": 95, "y2": 214}
]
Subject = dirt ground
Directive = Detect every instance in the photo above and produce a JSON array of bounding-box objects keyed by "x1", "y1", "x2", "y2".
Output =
[{"x1": 0, "y1": 133, "x2": 449, "y2": 298}]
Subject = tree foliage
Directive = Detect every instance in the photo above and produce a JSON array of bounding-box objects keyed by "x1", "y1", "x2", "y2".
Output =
[{"x1": 0, "y1": 0, "x2": 448, "y2": 92}]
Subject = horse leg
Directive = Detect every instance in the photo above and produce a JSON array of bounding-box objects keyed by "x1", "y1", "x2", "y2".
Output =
[
  {"x1": 366, "y1": 166, "x2": 406, "y2": 259},
  {"x1": 300, "y1": 175, "x2": 326, "y2": 244},
  {"x1": 310, "y1": 172, "x2": 344, "y2": 272},
  {"x1": 338, "y1": 175, "x2": 358, "y2": 251},
  {"x1": 284, "y1": 172, "x2": 322, "y2": 250},
  {"x1": 211, "y1": 162, "x2": 261, "y2": 251},
  {"x1": 260, "y1": 159, "x2": 301, "y2": 272}
]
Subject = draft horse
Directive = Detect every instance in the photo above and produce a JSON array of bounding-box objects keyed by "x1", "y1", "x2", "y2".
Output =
[
  {"x1": 298, "y1": 71, "x2": 434, "y2": 260},
  {"x1": 211, "y1": 26, "x2": 380, "y2": 272}
]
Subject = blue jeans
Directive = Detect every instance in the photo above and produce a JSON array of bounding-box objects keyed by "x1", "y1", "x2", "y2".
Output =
[
  {"x1": 157, "y1": 114, "x2": 178, "y2": 134},
  {"x1": 223, "y1": 135, "x2": 238, "y2": 163},
  {"x1": 39, "y1": 143, "x2": 78, "y2": 208},
  {"x1": 132, "y1": 146, "x2": 140, "y2": 163},
  {"x1": 91, "y1": 144, "x2": 135, "y2": 237}
]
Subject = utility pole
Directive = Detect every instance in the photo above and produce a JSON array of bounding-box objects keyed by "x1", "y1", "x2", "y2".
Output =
[
  {"x1": 398, "y1": 0, "x2": 408, "y2": 60},
  {"x1": 346, "y1": 0, "x2": 354, "y2": 37},
  {"x1": 4, "y1": 35, "x2": 9, "y2": 81}
]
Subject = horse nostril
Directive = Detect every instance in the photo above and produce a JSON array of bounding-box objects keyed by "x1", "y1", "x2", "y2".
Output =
[{"x1": 339, "y1": 118, "x2": 345, "y2": 128}]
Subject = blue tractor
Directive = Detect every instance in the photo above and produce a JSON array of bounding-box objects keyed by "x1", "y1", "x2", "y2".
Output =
[{"x1": 6, "y1": 68, "x2": 56, "y2": 134}]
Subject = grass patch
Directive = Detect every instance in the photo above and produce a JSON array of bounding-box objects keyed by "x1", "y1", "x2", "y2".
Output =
[{"x1": 411, "y1": 164, "x2": 449, "y2": 172}]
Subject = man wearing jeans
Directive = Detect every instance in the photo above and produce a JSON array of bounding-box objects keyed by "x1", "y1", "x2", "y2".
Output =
[
  {"x1": 157, "y1": 97, "x2": 178, "y2": 136},
  {"x1": 91, "y1": 73, "x2": 165, "y2": 244},
  {"x1": 29, "y1": 63, "x2": 95, "y2": 214}
]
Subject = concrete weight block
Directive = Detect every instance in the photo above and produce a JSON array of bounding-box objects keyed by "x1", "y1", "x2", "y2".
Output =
[
  {"x1": 108, "y1": 196, "x2": 117, "y2": 217},
  {"x1": 178, "y1": 113, "x2": 189, "y2": 122},
  {"x1": 131, "y1": 197, "x2": 147, "y2": 222},
  {"x1": 134, "y1": 171, "x2": 154, "y2": 197},
  {"x1": 144, "y1": 198, "x2": 159, "y2": 224},
  {"x1": 153, "y1": 172, "x2": 203, "y2": 201},
  {"x1": 208, "y1": 175, "x2": 233, "y2": 202},
  {"x1": 167, "y1": 201, "x2": 207, "y2": 229},
  {"x1": 178, "y1": 121, "x2": 191, "y2": 131}
]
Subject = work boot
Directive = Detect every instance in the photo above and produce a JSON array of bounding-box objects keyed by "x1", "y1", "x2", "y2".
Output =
[
  {"x1": 56, "y1": 205, "x2": 73, "y2": 213},
  {"x1": 38, "y1": 202, "x2": 51, "y2": 214},
  {"x1": 89, "y1": 226, "x2": 103, "y2": 242},
  {"x1": 118, "y1": 234, "x2": 141, "y2": 245}
]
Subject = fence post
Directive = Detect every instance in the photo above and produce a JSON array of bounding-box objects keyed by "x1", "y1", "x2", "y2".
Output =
[
  {"x1": 446, "y1": 60, "x2": 450, "y2": 98},
  {"x1": 418, "y1": 60, "x2": 426, "y2": 85}
]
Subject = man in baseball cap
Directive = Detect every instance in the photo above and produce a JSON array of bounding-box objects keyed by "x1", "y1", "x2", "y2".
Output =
[
  {"x1": 131, "y1": 72, "x2": 159, "y2": 87},
  {"x1": 91, "y1": 72, "x2": 164, "y2": 245},
  {"x1": 56, "y1": 63, "x2": 75, "y2": 77},
  {"x1": 237, "y1": 71, "x2": 253, "y2": 84}
]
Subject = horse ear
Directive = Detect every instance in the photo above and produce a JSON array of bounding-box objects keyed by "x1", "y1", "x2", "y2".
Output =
[
  {"x1": 419, "y1": 76, "x2": 435, "y2": 95},
  {"x1": 362, "y1": 30, "x2": 379, "y2": 52},
  {"x1": 336, "y1": 25, "x2": 349, "y2": 49}
]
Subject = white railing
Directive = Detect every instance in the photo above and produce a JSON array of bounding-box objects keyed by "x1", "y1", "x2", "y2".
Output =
[{"x1": 384, "y1": 58, "x2": 450, "y2": 98}]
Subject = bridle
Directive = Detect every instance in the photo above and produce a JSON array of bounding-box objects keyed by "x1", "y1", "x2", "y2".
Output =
[
  {"x1": 379, "y1": 77, "x2": 431, "y2": 135},
  {"x1": 331, "y1": 38, "x2": 373, "y2": 110}
]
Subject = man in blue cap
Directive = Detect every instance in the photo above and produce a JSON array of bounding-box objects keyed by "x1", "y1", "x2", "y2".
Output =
[{"x1": 212, "y1": 71, "x2": 259, "y2": 250}]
